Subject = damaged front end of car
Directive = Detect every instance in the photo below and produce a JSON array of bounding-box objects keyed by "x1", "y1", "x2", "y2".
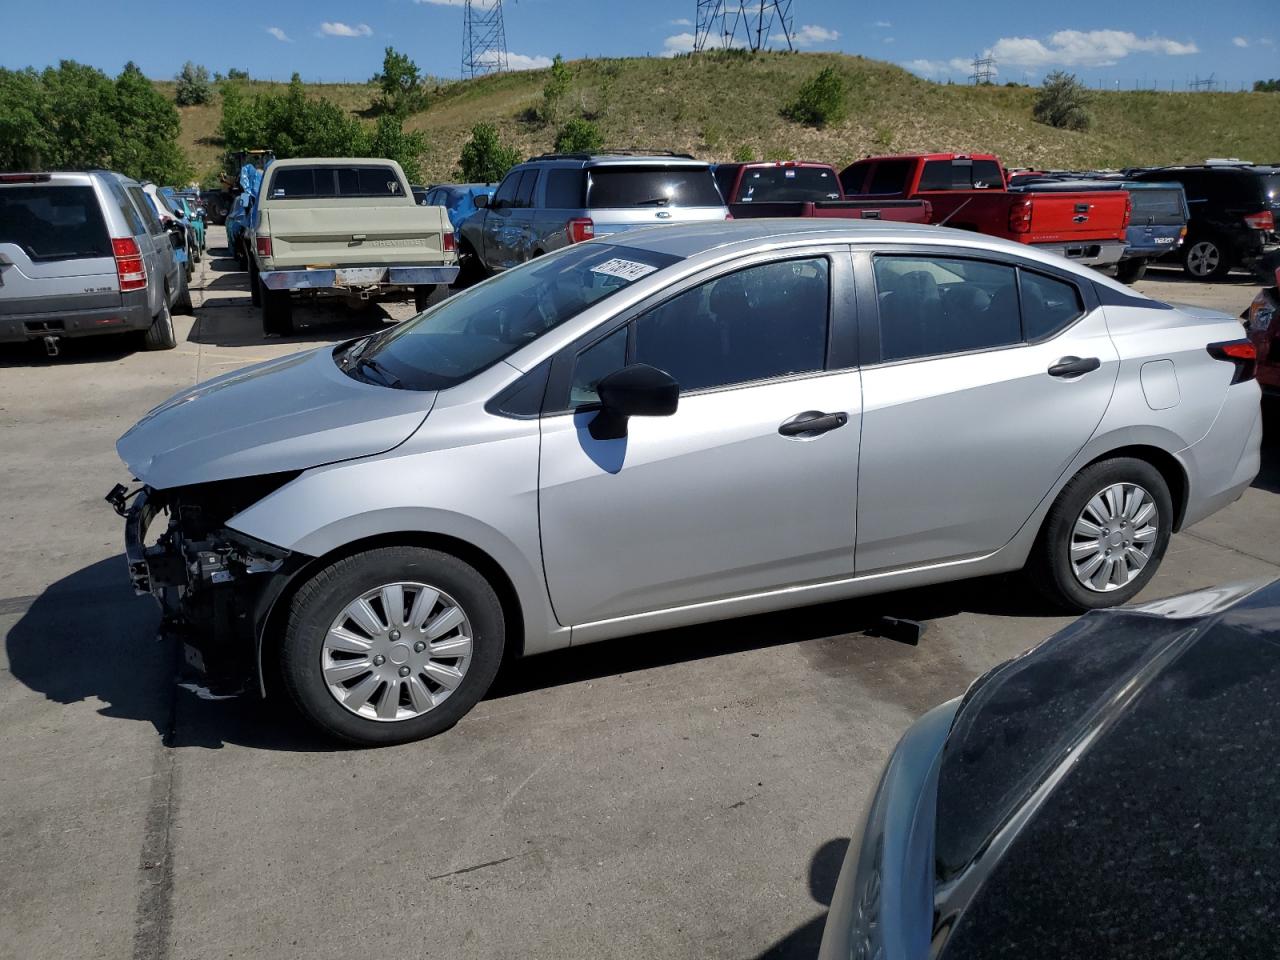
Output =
[{"x1": 106, "y1": 472, "x2": 300, "y2": 694}]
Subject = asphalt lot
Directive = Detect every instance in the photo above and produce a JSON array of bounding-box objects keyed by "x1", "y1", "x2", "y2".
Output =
[{"x1": 1, "y1": 228, "x2": 1277, "y2": 960}]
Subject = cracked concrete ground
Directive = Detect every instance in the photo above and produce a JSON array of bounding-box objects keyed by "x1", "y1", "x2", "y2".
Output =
[{"x1": 1, "y1": 230, "x2": 1275, "y2": 960}]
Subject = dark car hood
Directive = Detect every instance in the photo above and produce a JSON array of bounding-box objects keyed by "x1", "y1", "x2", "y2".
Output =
[
  {"x1": 933, "y1": 579, "x2": 1280, "y2": 959},
  {"x1": 117, "y1": 346, "x2": 435, "y2": 489}
]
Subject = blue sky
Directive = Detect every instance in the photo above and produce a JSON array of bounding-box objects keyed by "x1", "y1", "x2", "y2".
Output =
[{"x1": 2, "y1": 0, "x2": 1277, "y2": 90}]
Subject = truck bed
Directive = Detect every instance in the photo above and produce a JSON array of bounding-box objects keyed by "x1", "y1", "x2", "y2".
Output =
[{"x1": 727, "y1": 199, "x2": 931, "y2": 223}]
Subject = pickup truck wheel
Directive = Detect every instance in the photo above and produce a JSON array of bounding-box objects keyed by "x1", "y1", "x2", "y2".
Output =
[
  {"x1": 279, "y1": 546, "x2": 505, "y2": 746},
  {"x1": 414, "y1": 285, "x2": 435, "y2": 311},
  {"x1": 261, "y1": 283, "x2": 293, "y2": 336},
  {"x1": 1114, "y1": 259, "x2": 1147, "y2": 284},
  {"x1": 1183, "y1": 238, "x2": 1231, "y2": 280},
  {"x1": 248, "y1": 258, "x2": 261, "y2": 306},
  {"x1": 142, "y1": 299, "x2": 177, "y2": 351}
]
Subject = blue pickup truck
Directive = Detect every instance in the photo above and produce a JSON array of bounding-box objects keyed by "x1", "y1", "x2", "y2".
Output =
[{"x1": 1010, "y1": 175, "x2": 1188, "y2": 282}]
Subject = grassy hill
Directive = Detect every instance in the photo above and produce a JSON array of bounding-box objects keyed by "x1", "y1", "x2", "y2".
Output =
[{"x1": 158, "y1": 52, "x2": 1280, "y2": 184}]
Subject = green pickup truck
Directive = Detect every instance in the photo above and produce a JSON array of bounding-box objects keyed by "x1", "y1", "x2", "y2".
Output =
[{"x1": 248, "y1": 157, "x2": 459, "y2": 335}]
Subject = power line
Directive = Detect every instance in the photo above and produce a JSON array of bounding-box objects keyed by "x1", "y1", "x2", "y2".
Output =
[
  {"x1": 462, "y1": 0, "x2": 507, "y2": 80},
  {"x1": 694, "y1": 1, "x2": 796, "y2": 53},
  {"x1": 969, "y1": 52, "x2": 996, "y2": 85}
]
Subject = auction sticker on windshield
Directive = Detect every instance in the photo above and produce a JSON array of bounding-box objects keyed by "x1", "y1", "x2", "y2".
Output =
[{"x1": 590, "y1": 258, "x2": 659, "y2": 282}]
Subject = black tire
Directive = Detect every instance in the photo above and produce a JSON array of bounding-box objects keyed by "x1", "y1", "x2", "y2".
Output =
[
  {"x1": 1183, "y1": 237, "x2": 1232, "y2": 280},
  {"x1": 279, "y1": 546, "x2": 505, "y2": 746},
  {"x1": 1114, "y1": 258, "x2": 1147, "y2": 284},
  {"x1": 249, "y1": 258, "x2": 261, "y2": 306},
  {"x1": 173, "y1": 270, "x2": 194, "y2": 313},
  {"x1": 142, "y1": 299, "x2": 177, "y2": 350},
  {"x1": 261, "y1": 282, "x2": 293, "y2": 335},
  {"x1": 233, "y1": 238, "x2": 246, "y2": 268},
  {"x1": 1028, "y1": 457, "x2": 1173, "y2": 611},
  {"x1": 414, "y1": 285, "x2": 435, "y2": 311},
  {"x1": 456, "y1": 242, "x2": 486, "y2": 288}
]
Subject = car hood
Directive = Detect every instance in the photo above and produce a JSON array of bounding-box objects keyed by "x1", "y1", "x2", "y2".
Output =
[{"x1": 117, "y1": 345, "x2": 435, "y2": 489}]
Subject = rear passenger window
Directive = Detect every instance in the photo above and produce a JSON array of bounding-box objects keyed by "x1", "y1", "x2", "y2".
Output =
[
  {"x1": 127, "y1": 185, "x2": 163, "y2": 234},
  {"x1": 1020, "y1": 271, "x2": 1083, "y2": 340},
  {"x1": 107, "y1": 180, "x2": 144, "y2": 235},
  {"x1": 544, "y1": 170, "x2": 584, "y2": 209},
  {"x1": 874, "y1": 256, "x2": 1020, "y2": 361},
  {"x1": 634, "y1": 258, "x2": 829, "y2": 392},
  {"x1": 867, "y1": 160, "x2": 910, "y2": 195},
  {"x1": 514, "y1": 170, "x2": 539, "y2": 208}
]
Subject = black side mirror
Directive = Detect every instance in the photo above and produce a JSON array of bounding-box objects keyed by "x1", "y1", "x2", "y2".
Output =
[
  {"x1": 474, "y1": 194, "x2": 490, "y2": 209},
  {"x1": 590, "y1": 364, "x2": 679, "y2": 440},
  {"x1": 169, "y1": 228, "x2": 184, "y2": 249}
]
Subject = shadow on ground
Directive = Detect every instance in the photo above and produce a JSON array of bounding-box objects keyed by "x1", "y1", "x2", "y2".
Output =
[
  {"x1": 754, "y1": 838, "x2": 849, "y2": 959},
  {"x1": 0, "y1": 333, "x2": 144, "y2": 366},
  {"x1": 187, "y1": 299, "x2": 396, "y2": 348}
]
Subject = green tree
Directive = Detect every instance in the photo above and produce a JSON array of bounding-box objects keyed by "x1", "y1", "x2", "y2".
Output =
[
  {"x1": 1033, "y1": 70, "x2": 1091, "y2": 131},
  {"x1": 553, "y1": 116, "x2": 603, "y2": 154},
  {"x1": 371, "y1": 46, "x2": 428, "y2": 117},
  {"x1": 1254, "y1": 78, "x2": 1280, "y2": 92},
  {"x1": 458, "y1": 122, "x2": 521, "y2": 182},
  {"x1": 781, "y1": 66, "x2": 847, "y2": 128},
  {"x1": 0, "y1": 68, "x2": 54, "y2": 170},
  {"x1": 39, "y1": 60, "x2": 121, "y2": 169},
  {"x1": 226, "y1": 68, "x2": 250, "y2": 81},
  {"x1": 114, "y1": 62, "x2": 193, "y2": 183},
  {"x1": 368, "y1": 114, "x2": 428, "y2": 182},
  {"x1": 175, "y1": 62, "x2": 212, "y2": 106},
  {"x1": 541, "y1": 54, "x2": 571, "y2": 124}
]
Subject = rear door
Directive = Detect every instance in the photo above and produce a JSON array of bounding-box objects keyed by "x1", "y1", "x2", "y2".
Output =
[
  {"x1": 0, "y1": 181, "x2": 119, "y2": 320},
  {"x1": 854, "y1": 247, "x2": 1119, "y2": 573}
]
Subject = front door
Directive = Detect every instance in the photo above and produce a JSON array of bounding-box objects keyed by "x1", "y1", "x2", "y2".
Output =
[
  {"x1": 854, "y1": 249, "x2": 1120, "y2": 574},
  {"x1": 482, "y1": 170, "x2": 523, "y2": 270},
  {"x1": 538, "y1": 252, "x2": 862, "y2": 627}
]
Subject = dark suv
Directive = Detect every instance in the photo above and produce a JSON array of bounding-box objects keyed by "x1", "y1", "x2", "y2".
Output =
[
  {"x1": 457, "y1": 152, "x2": 728, "y2": 279},
  {"x1": 1130, "y1": 164, "x2": 1280, "y2": 280}
]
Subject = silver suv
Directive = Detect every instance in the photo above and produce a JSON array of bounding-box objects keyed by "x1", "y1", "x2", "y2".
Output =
[
  {"x1": 113, "y1": 220, "x2": 1261, "y2": 745},
  {"x1": 0, "y1": 171, "x2": 189, "y2": 352},
  {"x1": 457, "y1": 152, "x2": 728, "y2": 279}
]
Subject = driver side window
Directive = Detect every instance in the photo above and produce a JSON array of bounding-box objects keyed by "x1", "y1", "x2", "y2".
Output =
[{"x1": 492, "y1": 171, "x2": 522, "y2": 208}]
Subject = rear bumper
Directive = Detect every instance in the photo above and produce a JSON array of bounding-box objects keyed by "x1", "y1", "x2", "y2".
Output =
[
  {"x1": 260, "y1": 264, "x2": 459, "y2": 292},
  {"x1": 0, "y1": 296, "x2": 151, "y2": 342},
  {"x1": 1033, "y1": 240, "x2": 1127, "y2": 267}
]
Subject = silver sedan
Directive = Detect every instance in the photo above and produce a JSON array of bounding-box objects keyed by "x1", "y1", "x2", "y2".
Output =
[{"x1": 113, "y1": 220, "x2": 1262, "y2": 744}]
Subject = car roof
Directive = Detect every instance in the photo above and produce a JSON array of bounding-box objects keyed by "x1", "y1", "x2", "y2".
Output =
[{"x1": 522, "y1": 154, "x2": 710, "y2": 169}]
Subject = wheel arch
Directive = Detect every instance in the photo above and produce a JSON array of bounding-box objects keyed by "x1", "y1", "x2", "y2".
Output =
[
  {"x1": 254, "y1": 531, "x2": 529, "y2": 699},
  {"x1": 1078, "y1": 443, "x2": 1190, "y2": 531}
]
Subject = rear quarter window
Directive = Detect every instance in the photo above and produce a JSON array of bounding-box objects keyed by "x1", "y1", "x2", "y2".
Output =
[
  {"x1": 544, "y1": 169, "x2": 585, "y2": 209},
  {"x1": 0, "y1": 185, "x2": 111, "y2": 262},
  {"x1": 586, "y1": 166, "x2": 723, "y2": 209}
]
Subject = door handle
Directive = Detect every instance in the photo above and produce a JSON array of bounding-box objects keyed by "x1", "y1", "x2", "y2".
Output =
[
  {"x1": 779, "y1": 410, "x2": 849, "y2": 438},
  {"x1": 1048, "y1": 356, "x2": 1101, "y2": 378}
]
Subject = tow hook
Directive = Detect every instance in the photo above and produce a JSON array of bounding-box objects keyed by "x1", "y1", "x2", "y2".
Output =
[{"x1": 42, "y1": 335, "x2": 60, "y2": 357}]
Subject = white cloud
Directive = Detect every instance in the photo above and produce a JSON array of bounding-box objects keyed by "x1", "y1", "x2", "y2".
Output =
[
  {"x1": 875, "y1": 20, "x2": 892, "y2": 28},
  {"x1": 903, "y1": 57, "x2": 979, "y2": 78},
  {"x1": 987, "y1": 29, "x2": 1197, "y2": 68},
  {"x1": 883, "y1": 37, "x2": 895, "y2": 44},
  {"x1": 477, "y1": 50, "x2": 553, "y2": 70},
  {"x1": 1232, "y1": 36, "x2": 1250, "y2": 48},
  {"x1": 319, "y1": 21, "x2": 373, "y2": 37},
  {"x1": 670, "y1": 17, "x2": 693, "y2": 26},
  {"x1": 663, "y1": 31, "x2": 699, "y2": 56},
  {"x1": 1261, "y1": 38, "x2": 1275, "y2": 46},
  {"x1": 266, "y1": 26, "x2": 292, "y2": 42},
  {"x1": 792, "y1": 24, "x2": 840, "y2": 46}
]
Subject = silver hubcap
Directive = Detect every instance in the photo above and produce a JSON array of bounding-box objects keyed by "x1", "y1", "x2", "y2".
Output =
[
  {"x1": 1070, "y1": 483, "x2": 1159, "y2": 592},
  {"x1": 322, "y1": 582, "x2": 473, "y2": 722},
  {"x1": 1187, "y1": 241, "x2": 1220, "y2": 276}
]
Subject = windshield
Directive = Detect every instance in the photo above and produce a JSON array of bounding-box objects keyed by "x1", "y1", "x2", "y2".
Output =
[
  {"x1": 351, "y1": 243, "x2": 681, "y2": 391},
  {"x1": 732, "y1": 166, "x2": 842, "y2": 203},
  {"x1": 586, "y1": 166, "x2": 723, "y2": 208}
]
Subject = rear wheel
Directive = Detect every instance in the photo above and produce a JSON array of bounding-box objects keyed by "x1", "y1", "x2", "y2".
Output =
[
  {"x1": 279, "y1": 546, "x2": 505, "y2": 745},
  {"x1": 261, "y1": 282, "x2": 293, "y2": 335},
  {"x1": 456, "y1": 241, "x2": 486, "y2": 288},
  {"x1": 414, "y1": 285, "x2": 436, "y2": 311},
  {"x1": 1183, "y1": 238, "x2": 1231, "y2": 280},
  {"x1": 142, "y1": 299, "x2": 177, "y2": 350},
  {"x1": 249, "y1": 258, "x2": 261, "y2": 306},
  {"x1": 1114, "y1": 258, "x2": 1147, "y2": 284},
  {"x1": 1028, "y1": 457, "x2": 1172, "y2": 611},
  {"x1": 173, "y1": 269, "x2": 194, "y2": 313}
]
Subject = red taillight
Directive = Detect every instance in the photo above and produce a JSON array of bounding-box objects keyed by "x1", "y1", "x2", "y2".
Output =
[
  {"x1": 1243, "y1": 210, "x2": 1275, "y2": 231},
  {"x1": 255, "y1": 236, "x2": 273, "y2": 257},
  {"x1": 1207, "y1": 339, "x2": 1257, "y2": 384},
  {"x1": 567, "y1": 217, "x2": 595, "y2": 244},
  {"x1": 1008, "y1": 197, "x2": 1033, "y2": 234},
  {"x1": 1122, "y1": 194, "x2": 1133, "y2": 229},
  {"x1": 111, "y1": 237, "x2": 147, "y2": 292},
  {"x1": 443, "y1": 232, "x2": 456, "y2": 252}
]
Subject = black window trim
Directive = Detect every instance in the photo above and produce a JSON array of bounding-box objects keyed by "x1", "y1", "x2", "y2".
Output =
[
  {"x1": 854, "y1": 243, "x2": 1097, "y2": 367},
  {"x1": 541, "y1": 245, "x2": 858, "y2": 416}
]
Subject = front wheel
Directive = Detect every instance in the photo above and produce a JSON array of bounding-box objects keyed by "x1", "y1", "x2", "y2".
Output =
[
  {"x1": 249, "y1": 258, "x2": 261, "y2": 306},
  {"x1": 279, "y1": 546, "x2": 506, "y2": 745},
  {"x1": 1028, "y1": 457, "x2": 1173, "y2": 611},
  {"x1": 1183, "y1": 238, "x2": 1231, "y2": 280},
  {"x1": 1113, "y1": 258, "x2": 1147, "y2": 284}
]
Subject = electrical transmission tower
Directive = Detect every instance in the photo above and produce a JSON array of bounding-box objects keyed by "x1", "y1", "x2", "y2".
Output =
[
  {"x1": 1189, "y1": 73, "x2": 1217, "y2": 92},
  {"x1": 694, "y1": 0, "x2": 795, "y2": 53},
  {"x1": 969, "y1": 52, "x2": 996, "y2": 85},
  {"x1": 462, "y1": 0, "x2": 507, "y2": 79}
]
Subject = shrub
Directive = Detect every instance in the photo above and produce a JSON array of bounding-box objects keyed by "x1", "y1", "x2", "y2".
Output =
[
  {"x1": 732, "y1": 144, "x2": 754, "y2": 163},
  {"x1": 554, "y1": 116, "x2": 603, "y2": 154},
  {"x1": 371, "y1": 46, "x2": 428, "y2": 117},
  {"x1": 175, "y1": 62, "x2": 212, "y2": 106},
  {"x1": 541, "y1": 54, "x2": 570, "y2": 124},
  {"x1": 459, "y1": 122, "x2": 521, "y2": 182},
  {"x1": 782, "y1": 66, "x2": 847, "y2": 128},
  {"x1": 226, "y1": 68, "x2": 250, "y2": 81},
  {"x1": 1033, "y1": 70, "x2": 1091, "y2": 131}
]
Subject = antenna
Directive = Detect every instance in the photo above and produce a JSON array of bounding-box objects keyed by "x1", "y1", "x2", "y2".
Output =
[
  {"x1": 462, "y1": 0, "x2": 507, "y2": 79},
  {"x1": 694, "y1": 0, "x2": 795, "y2": 53},
  {"x1": 969, "y1": 52, "x2": 996, "y2": 85}
]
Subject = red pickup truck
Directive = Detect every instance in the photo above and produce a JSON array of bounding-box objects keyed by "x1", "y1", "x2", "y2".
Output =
[
  {"x1": 714, "y1": 161, "x2": 931, "y2": 223},
  {"x1": 839, "y1": 153, "x2": 1131, "y2": 267}
]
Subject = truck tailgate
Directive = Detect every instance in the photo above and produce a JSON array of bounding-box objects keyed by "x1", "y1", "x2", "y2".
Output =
[
  {"x1": 728, "y1": 200, "x2": 931, "y2": 222},
  {"x1": 262, "y1": 203, "x2": 452, "y2": 268},
  {"x1": 1026, "y1": 190, "x2": 1129, "y2": 243}
]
